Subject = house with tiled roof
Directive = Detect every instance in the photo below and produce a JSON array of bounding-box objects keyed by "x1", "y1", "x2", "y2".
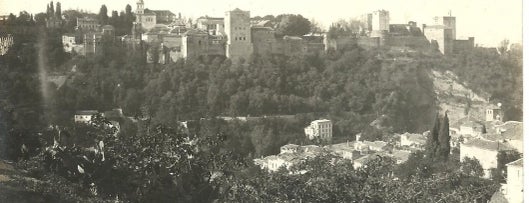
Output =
[
  {"x1": 399, "y1": 132, "x2": 426, "y2": 149},
  {"x1": 481, "y1": 121, "x2": 523, "y2": 153},
  {"x1": 460, "y1": 138, "x2": 516, "y2": 179},
  {"x1": 74, "y1": 110, "x2": 99, "y2": 123}
]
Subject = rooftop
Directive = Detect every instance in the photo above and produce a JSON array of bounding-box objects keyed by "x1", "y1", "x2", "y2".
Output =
[
  {"x1": 461, "y1": 120, "x2": 485, "y2": 128},
  {"x1": 311, "y1": 119, "x2": 331, "y2": 123},
  {"x1": 362, "y1": 140, "x2": 388, "y2": 149},
  {"x1": 326, "y1": 142, "x2": 356, "y2": 152},
  {"x1": 506, "y1": 158, "x2": 523, "y2": 167},
  {"x1": 390, "y1": 150, "x2": 411, "y2": 162},
  {"x1": 482, "y1": 121, "x2": 523, "y2": 141},
  {"x1": 76, "y1": 110, "x2": 98, "y2": 115},
  {"x1": 461, "y1": 138, "x2": 514, "y2": 151},
  {"x1": 424, "y1": 25, "x2": 451, "y2": 29},
  {"x1": 198, "y1": 16, "x2": 224, "y2": 21},
  {"x1": 400, "y1": 132, "x2": 426, "y2": 144}
]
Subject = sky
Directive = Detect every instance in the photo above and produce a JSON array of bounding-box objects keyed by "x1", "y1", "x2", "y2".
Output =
[{"x1": 0, "y1": 0, "x2": 522, "y2": 47}]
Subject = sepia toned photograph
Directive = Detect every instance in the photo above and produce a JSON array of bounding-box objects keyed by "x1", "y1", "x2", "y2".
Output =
[{"x1": 0, "y1": 0, "x2": 523, "y2": 202}]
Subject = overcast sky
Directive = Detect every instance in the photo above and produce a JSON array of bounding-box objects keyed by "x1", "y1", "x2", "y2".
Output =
[{"x1": 0, "y1": 0, "x2": 522, "y2": 47}]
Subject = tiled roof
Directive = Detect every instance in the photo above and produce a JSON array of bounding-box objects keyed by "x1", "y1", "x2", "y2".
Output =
[
  {"x1": 461, "y1": 138, "x2": 514, "y2": 151},
  {"x1": 401, "y1": 132, "x2": 426, "y2": 144},
  {"x1": 391, "y1": 150, "x2": 411, "y2": 162},
  {"x1": 363, "y1": 141, "x2": 388, "y2": 149},
  {"x1": 506, "y1": 158, "x2": 523, "y2": 167},
  {"x1": 76, "y1": 110, "x2": 98, "y2": 115},
  {"x1": 151, "y1": 10, "x2": 175, "y2": 16},
  {"x1": 326, "y1": 142, "x2": 355, "y2": 152},
  {"x1": 424, "y1": 25, "x2": 450, "y2": 29},
  {"x1": 482, "y1": 121, "x2": 522, "y2": 141}
]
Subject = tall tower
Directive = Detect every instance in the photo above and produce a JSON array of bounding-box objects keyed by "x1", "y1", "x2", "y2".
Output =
[
  {"x1": 225, "y1": 8, "x2": 253, "y2": 62},
  {"x1": 434, "y1": 15, "x2": 456, "y2": 38},
  {"x1": 136, "y1": 0, "x2": 145, "y2": 16},
  {"x1": 372, "y1": 10, "x2": 389, "y2": 32},
  {"x1": 132, "y1": 0, "x2": 145, "y2": 40}
]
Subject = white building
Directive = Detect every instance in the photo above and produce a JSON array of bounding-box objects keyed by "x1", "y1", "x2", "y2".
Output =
[
  {"x1": 62, "y1": 34, "x2": 85, "y2": 54},
  {"x1": 399, "y1": 132, "x2": 426, "y2": 149},
  {"x1": 326, "y1": 142, "x2": 357, "y2": 160},
  {"x1": 460, "y1": 139, "x2": 515, "y2": 179},
  {"x1": 459, "y1": 121, "x2": 485, "y2": 137},
  {"x1": 74, "y1": 110, "x2": 99, "y2": 123},
  {"x1": 371, "y1": 10, "x2": 390, "y2": 32},
  {"x1": 354, "y1": 140, "x2": 388, "y2": 154},
  {"x1": 502, "y1": 158, "x2": 523, "y2": 203},
  {"x1": 481, "y1": 121, "x2": 523, "y2": 153},
  {"x1": 486, "y1": 105, "x2": 503, "y2": 122},
  {"x1": 304, "y1": 119, "x2": 332, "y2": 141}
]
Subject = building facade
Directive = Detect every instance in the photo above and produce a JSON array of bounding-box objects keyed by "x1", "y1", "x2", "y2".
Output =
[
  {"x1": 372, "y1": 10, "x2": 390, "y2": 32},
  {"x1": 74, "y1": 110, "x2": 99, "y2": 123},
  {"x1": 486, "y1": 105, "x2": 503, "y2": 122},
  {"x1": 459, "y1": 139, "x2": 514, "y2": 179},
  {"x1": 503, "y1": 159, "x2": 523, "y2": 203},
  {"x1": 304, "y1": 119, "x2": 333, "y2": 141},
  {"x1": 423, "y1": 25, "x2": 453, "y2": 54},
  {"x1": 77, "y1": 17, "x2": 99, "y2": 31},
  {"x1": 225, "y1": 8, "x2": 253, "y2": 62}
]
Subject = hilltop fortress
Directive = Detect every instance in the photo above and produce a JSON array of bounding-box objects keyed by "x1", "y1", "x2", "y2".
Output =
[{"x1": 60, "y1": 0, "x2": 475, "y2": 63}]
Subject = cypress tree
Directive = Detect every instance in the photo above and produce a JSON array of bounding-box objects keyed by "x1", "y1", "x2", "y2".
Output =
[
  {"x1": 50, "y1": 1, "x2": 54, "y2": 16},
  {"x1": 438, "y1": 111, "x2": 450, "y2": 161},
  {"x1": 55, "y1": 2, "x2": 61, "y2": 19},
  {"x1": 426, "y1": 114, "x2": 440, "y2": 159}
]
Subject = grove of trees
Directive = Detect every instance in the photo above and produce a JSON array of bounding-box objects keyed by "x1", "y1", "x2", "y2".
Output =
[{"x1": 0, "y1": 8, "x2": 522, "y2": 202}]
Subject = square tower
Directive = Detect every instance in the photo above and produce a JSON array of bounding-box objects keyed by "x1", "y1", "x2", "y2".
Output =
[
  {"x1": 225, "y1": 8, "x2": 253, "y2": 62},
  {"x1": 434, "y1": 16, "x2": 456, "y2": 39},
  {"x1": 372, "y1": 10, "x2": 390, "y2": 31},
  {"x1": 485, "y1": 105, "x2": 503, "y2": 122}
]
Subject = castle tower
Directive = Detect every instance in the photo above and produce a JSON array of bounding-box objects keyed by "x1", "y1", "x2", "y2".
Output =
[
  {"x1": 225, "y1": 8, "x2": 253, "y2": 62},
  {"x1": 372, "y1": 10, "x2": 389, "y2": 32},
  {"x1": 434, "y1": 15, "x2": 456, "y2": 39}
]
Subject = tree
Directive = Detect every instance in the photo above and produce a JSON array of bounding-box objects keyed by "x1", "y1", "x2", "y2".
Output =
[
  {"x1": 98, "y1": 5, "x2": 108, "y2": 25},
  {"x1": 275, "y1": 14, "x2": 311, "y2": 37},
  {"x1": 34, "y1": 13, "x2": 48, "y2": 25},
  {"x1": 49, "y1": 1, "x2": 55, "y2": 17},
  {"x1": 55, "y1": 2, "x2": 62, "y2": 19},
  {"x1": 498, "y1": 39, "x2": 509, "y2": 55},
  {"x1": 437, "y1": 111, "x2": 450, "y2": 161},
  {"x1": 125, "y1": 4, "x2": 133, "y2": 17},
  {"x1": 309, "y1": 18, "x2": 323, "y2": 35},
  {"x1": 461, "y1": 157, "x2": 484, "y2": 177},
  {"x1": 494, "y1": 151, "x2": 521, "y2": 181},
  {"x1": 425, "y1": 114, "x2": 440, "y2": 159}
]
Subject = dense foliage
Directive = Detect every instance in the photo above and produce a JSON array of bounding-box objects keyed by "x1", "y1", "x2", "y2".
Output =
[
  {"x1": 223, "y1": 153, "x2": 499, "y2": 202},
  {"x1": 0, "y1": 9, "x2": 520, "y2": 202}
]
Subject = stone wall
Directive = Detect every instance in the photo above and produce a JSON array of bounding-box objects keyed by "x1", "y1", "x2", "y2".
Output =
[{"x1": 385, "y1": 35, "x2": 430, "y2": 50}]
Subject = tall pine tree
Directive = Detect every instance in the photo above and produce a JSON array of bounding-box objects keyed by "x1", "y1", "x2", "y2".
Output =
[
  {"x1": 55, "y1": 2, "x2": 61, "y2": 19},
  {"x1": 98, "y1": 5, "x2": 109, "y2": 25},
  {"x1": 426, "y1": 114, "x2": 440, "y2": 159},
  {"x1": 438, "y1": 111, "x2": 450, "y2": 161}
]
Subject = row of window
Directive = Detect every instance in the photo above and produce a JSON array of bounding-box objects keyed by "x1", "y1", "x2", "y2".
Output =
[
  {"x1": 234, "y1": 37, "x2": 247, "y2": 41},
  {"x1": 234, "y1": 27, "x2": 247, "y2": 30}
]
